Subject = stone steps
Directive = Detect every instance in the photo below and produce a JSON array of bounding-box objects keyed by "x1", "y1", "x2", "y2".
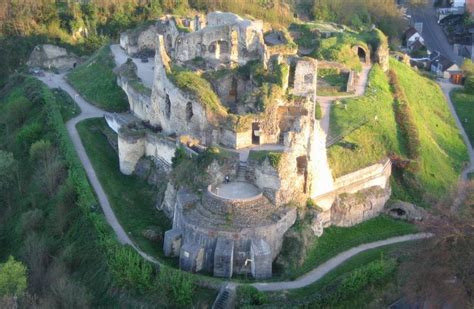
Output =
[{"x1": 212, "y1": 284, "x2": 235, "y2": 309}]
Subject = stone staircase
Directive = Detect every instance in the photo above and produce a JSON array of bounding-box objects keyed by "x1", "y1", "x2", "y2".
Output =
[
  {"x1": 236, "y1": 162, "x2": 248, "y2": 182},
  {"x1": 212, "y1": 284, "x2": 236, "y2": 309}
]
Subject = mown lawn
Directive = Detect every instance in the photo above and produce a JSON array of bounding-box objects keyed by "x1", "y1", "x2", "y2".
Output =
[
  {"x1": 451, "y1": 89, "x2": 474, "y2": 145},
  {"x1": 289, "y1": 216, "x2": 417, "y2": 279},
  {"x1": 67, "y1": 45, "x2": 128, "y2": 112},
  {"x1": 76, "y1": 118, "x2": 175, "y2": 265},
  {"x1": 328, "y1": 59, "x2": 467, "y2": 202}
]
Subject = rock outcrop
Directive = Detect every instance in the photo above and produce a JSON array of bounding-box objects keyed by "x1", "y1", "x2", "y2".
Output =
[{"x1": 27, "y1": 44, "x2": 80, "y2": 72}]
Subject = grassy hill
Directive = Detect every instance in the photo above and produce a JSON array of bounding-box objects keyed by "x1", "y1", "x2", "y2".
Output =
[
  {"x1": 451, "y1": 89, "x2": 474, "y2": 145},
  {"x1": 328, "y1": 59, "x2": 468, "y2": 204},
  {"x1": 67, "y1": 46, "x2": 128, "y2": 112}
]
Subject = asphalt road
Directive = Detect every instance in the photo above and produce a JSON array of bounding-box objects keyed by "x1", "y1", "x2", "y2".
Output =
[{"x1": 409, "y1": 3, "x2": 462, "y2": 65}]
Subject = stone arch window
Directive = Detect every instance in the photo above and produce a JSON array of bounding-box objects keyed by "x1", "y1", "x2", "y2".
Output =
[
  {"x1": 166, "y1": 34, "x2": 173, "y2": 51},
  {"x1": 304, "y1": 73, "x2": 313, "y2": 84},
  {"x1": 165, "y1": 94, "x2": 171, "y2": 119},
  {"x1": 218, "y1": 40, "x2": 230, "y2": 54},
  {"x1": 208, "y1": 42, "x2": 217, "y2": 53},
  {"x1": 186, "y1": 101, "x2": 193, "y2": 121}
]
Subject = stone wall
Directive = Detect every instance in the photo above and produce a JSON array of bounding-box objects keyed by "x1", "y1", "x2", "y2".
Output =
[
  {"x1": 120, "y1": 24, "x2": 158, "y2": 56},
  {"x1": 292, "y1": 58, "x2": 317, "y2": 97},
  {"x1": 27, "y1": 44, "x2": 80, "y2": 72},
  {"x1": 330, "y1": 186, "x2": 391, "y2": 227},
  {"x1": 117, "y1": 75, "x2": 152, "y2": 121},
  {"x1": 118, "y1": 131, "x2": 146, "y2": 175},
  {"x1": 165, "y1": 189, "x2": 297, "y2": 278}
]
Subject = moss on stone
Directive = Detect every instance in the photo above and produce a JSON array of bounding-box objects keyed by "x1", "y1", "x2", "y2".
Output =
[{"x1": 168, "y1": 65, "x2": 228, "y2": 118}]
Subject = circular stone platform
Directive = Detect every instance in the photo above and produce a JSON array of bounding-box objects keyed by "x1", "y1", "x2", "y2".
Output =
[{"x1": 212, "y1": 181, "x2": 261, "y2": 200}]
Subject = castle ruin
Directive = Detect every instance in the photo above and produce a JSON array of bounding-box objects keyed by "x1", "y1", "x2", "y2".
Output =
[{"x1": 106, "y1": 12, "x2": 392, "y2": 279}]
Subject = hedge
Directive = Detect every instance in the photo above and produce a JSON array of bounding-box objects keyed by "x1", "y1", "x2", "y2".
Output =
[{"x1": 35, "y1": 77, "x2": 195, "y2": 304}]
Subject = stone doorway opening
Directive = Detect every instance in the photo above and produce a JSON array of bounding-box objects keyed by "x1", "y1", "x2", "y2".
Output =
[{"x1": 252, "y1": 122, "x2": 260, "y2": 145}]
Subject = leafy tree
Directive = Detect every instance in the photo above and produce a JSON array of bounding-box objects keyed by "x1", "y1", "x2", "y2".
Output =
[
  {"x1": 155, "y1": 267, "x2": 194, "y2": 306},
  {"x1": 0, "y1": 256, "x2": 27, "y2": 297},
  {"x1": 465, "y1": 76, "x2": 474, "y2": 94},
  {"x1": 461, "y1": 59, "x2": 474, "y2": 78},
  {"x1": 0, "y1": 150, "x2": 18, "y2": 197}
]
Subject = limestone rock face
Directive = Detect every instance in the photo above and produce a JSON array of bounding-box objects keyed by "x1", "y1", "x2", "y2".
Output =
[
  {"x1": 120, "y1": 24, "x2": 158, "y2": 56},
  {"x1": 330, "y1": 186, "x2": 391, "y2": 227},
  {"x1": 385, "y1": 200, "x2": 426, "y2": 222},
  {"x1": 159, "y1": 182, "x2": 178, "y2": 219},
  {"x1": 375, "y1": 42, "x2": 390, "y2": 72},
  {"x1": 27, "y1": 44, "x2": 80, "y2": 72}
]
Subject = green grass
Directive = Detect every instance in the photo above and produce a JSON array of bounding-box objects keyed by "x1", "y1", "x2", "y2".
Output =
[
  {"x1": 451, "y1": 89, "x2": 474, "y2": 145},
  {"x1": 328, "y1": 60, "x2": 468, "y2": 202},
  {"x1": 267, "y1": 241, "x2": 418, "y2": 307},
  {"x1": 286, "y1": 216, "x2": 417, "y2": 279},
  {"x1": 76, "y1": 118, "x2": 175, "y2": 265},
  {"x1": 169, "y1": 66, "x2": 227, "y2": 118},
  {"x1": 67, "y1": 46, "x2": 128, "y2": 112},
  {"x1": 317, "y1": 69, "x2": 349, "y2": 96},
  {"x1": 51, "y1": 88, "x2": 80, "y2": 122}
]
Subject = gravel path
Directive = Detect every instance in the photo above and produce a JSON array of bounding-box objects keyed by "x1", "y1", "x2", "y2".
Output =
[
  {"x1": 252, "y1": 233, "x2": 432, "y2": 292},
  {"x1": 38, "y1": 72, "x2": 159, "y2": 264}
]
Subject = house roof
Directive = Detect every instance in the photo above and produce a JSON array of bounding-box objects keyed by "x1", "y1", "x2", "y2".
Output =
[
  {"x1": 405, "y1": 27, "x2": 418, "y2": 39},
  {"x1": 432, "y1": 54, "x2": 455, "y2": 71},
  {"x1": 410, "y1": 40, "x2": 425, "y2": 51}
]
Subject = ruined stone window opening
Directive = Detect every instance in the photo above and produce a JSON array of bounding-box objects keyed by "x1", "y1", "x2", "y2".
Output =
[
  {"x1": 296, "y1": 156, "x2": 308, "y2": 175},
  {"x1": 219, "y1": 40, "x2": 230, "y2": 54},
  {"x1": 186, "y1": 101, "x2": 193, "y2": 121},
  {"x1": 304, "y1": 73, "x2": 313, "y2": 84},
  {"x1": 166, "y1": 34, "x2": 173, "y2": 51},
  {"x1": 208, "y1": 42, "x2": 217, "y2": 53},
  {"x1": 165, "y1": 94, "x2": 171, "y2": 119}
]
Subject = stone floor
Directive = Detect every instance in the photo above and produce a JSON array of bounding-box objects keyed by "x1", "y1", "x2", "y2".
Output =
[{"x1": 213, "y1": 181, "x2": 261, "y2": 199}]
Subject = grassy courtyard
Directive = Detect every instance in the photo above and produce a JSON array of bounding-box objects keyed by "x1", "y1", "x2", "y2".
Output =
[
  {"x1": 451, "y1": 89, "x2": 474, "y2": 145},
  {"x1": 328, "y1": 59, "x2": 468, "y2": 203},
  {"x1": 76, "y1": 118, "x2": 175, "y2": 265},
  {"x1": 67, "y1": 46, "x2": 129, "y2": 112}
]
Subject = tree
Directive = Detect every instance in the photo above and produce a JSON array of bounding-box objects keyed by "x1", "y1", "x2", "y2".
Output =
[
  {"x1": 0, "y1": 256, "x2": 27, "y2": 297},
  {"x1": 465, "y1": 76, "x2": 474, "y2": 94},
  {"x1": 401, "y1": 182, "x2": 474, "y2": 306},
  {"x1": 0, "y1": 150, "x2": 18, "y2": 199},
  {"x1": 461, "y1": 59, "x2": 474, "y2": 78}
]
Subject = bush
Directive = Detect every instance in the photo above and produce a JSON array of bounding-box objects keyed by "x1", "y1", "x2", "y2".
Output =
[
  {"x1": 237, "y1": 285, "x2": 268, "y2": 307},
  {"x1": 155, "y1": 267, "x2": 195, "y2": 306},
  {"x1": 465, "y1": 76, "x2": 474, "y2": 94}
]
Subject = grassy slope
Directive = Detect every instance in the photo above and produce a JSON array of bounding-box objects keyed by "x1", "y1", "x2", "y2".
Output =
[
  {"x1": 391, "y1": 60, "x2": 467, "y2": 196},
  {"x1": 287, "y1": 216, "x2": 416, "y2": 279},
  {"x1": 451, "y1": 89, "x2": 474, "y2": 145},
  {"x1": 328, "y1": 64, "x2": 403, "y2": 176},
  {"x1": 76, "y1": 118, "x2": 175, "y2": 264},
  {"x1": 267, "y1": 241, "x2": 418, "y2": 307},
  {"x1": 67, "y1": 46, "x2": 128, "y2": 112},
  {"x1": 328, "y1": 60, "x2": 467, "y2": 200}
]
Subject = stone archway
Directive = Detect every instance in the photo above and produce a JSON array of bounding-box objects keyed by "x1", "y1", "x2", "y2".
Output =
[{"x1": 353, "y1": 45, "x2": 370, "y2": 65}]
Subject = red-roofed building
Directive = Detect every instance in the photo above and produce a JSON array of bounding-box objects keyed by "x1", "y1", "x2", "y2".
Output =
[{"x1": 468, "y1": 0, "x2": 474, "y2": 14}]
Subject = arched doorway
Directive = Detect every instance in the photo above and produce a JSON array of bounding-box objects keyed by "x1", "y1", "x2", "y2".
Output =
[{"x1": 353, "y1": 45, "x2": 369, "y2": 65}]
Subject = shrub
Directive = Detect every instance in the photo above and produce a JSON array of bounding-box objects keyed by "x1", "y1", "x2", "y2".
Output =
[
  {"x1": 155, "y1": 267, "x2": 195, "y2": 306},
  {"x1": 465, "y1": 76, "x2": 474, "y2": 94},
  {"x1": 0, "y1": 256, "x2": 27, "y2": 297},
  {"x1": 237, "y1": 285, "x2": 268, "y2": 307}
]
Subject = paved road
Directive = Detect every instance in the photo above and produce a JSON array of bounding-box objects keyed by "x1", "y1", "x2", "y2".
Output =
[
  {"x1": 252, "y1": 233, "x2": 432, "y2": 292},
  {"x1": 38, "y1": 72, "x2": 159, "y2": 265},
  {"x1": 438, "y1": 79, "x2": 474, "y2": 181},
  {"x1": 410, "y1": 3, "x2": 462, "y2": 65}
]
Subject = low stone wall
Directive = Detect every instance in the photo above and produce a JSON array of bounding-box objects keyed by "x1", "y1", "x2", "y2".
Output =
[
  {"x1": 203, "y1": 186, "x2": 265, "y2": 217},
  {"x1": 166, "y1": 189, "x2": 297, "y2": 277}
]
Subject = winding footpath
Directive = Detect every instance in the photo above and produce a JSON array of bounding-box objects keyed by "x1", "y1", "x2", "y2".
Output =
[
  {"x1": 37, "y1": 70, "x2": 430, "y2": 298},
  {"x1": 38, "y1": 72, "x2": 159, "y2": 265},
  {"x1": 438, "y1": 79, "x2": 474, "y2": 211}
]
